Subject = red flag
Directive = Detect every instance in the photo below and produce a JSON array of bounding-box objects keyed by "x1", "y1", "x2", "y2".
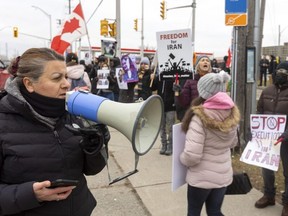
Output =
[
  {"x1": 226, "y1": 47, "x2": 232, "y2": 68},
  {"x1": 51, "y1": 3, "x2": 87, "y2": 54}
]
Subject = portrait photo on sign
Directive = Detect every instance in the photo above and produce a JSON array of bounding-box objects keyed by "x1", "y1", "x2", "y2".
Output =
[
  {"x1": 96, "y1": 69, "x2": 110, "y2": 89},
  {"x1": 120, "y1": 54, "x2": 138, "y2": 83},
  {"x1": 101, "y1": 40, "x2": 117, "y2": 58},
  {"x1": 116, "y1": 68, "x2": 128, "y2": 90}
]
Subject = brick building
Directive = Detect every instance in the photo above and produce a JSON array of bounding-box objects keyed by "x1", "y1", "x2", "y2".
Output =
[{"x1": 262, "y1": 42, "x2": 288, "y2": 62}]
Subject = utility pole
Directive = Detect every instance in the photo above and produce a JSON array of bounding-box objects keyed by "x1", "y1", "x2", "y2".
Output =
[
  {"x1": 116, "y1": 0, "x2": 121, "y2": 57},
  {"x1": 236, "y1": 0, "x2": 266, "y2": 143},
  {"x1": 140, "y1": 0, "x2": 144, "y2": 58},
  {"x1": 191, "y1": 0, "x2": 196, "y2": 61}
]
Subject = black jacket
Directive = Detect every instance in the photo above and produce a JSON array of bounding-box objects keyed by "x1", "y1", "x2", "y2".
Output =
[
  {"x1": 0, "y1": 91, "x2": 106, "y2": 215},
  {"x1": 151, "y1": 76, "x2": 175, "y2": 112}
]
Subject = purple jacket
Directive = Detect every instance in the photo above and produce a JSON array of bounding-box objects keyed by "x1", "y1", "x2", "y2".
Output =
[{"x1": 176, "y1": 73, "x2": 201, "y2": 110}]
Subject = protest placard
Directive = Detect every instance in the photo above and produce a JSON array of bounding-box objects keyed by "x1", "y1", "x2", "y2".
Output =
[{"x1": 240, "y1": 114, "x2": 286, "y2": 171}]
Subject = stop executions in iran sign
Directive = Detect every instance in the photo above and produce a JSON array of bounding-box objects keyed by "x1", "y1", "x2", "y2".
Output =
[
  {"x1": 240, "y1": 114, "x2": 286, "y2": 171},
  {"x1": 156, "y1": 29, "x2": 193, "y2": 80}
]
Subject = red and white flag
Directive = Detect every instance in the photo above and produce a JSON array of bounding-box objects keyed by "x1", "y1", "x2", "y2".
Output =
[
  {"x1": 226, "y1": 47, "x2": 232, "y2": 68},
  {"x1": 51, "y1": 3, "x2": 87, "y2": 54}
]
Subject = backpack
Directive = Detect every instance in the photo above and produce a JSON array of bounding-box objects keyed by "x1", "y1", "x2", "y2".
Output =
[{"x1": 70, "y1": 74, "x2": 88, "y2": 91}]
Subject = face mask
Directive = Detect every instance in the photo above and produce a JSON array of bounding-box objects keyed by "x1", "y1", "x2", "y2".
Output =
[
  {"x1": 274, "y1": 73, "x2": 288, "y2": 86},
  {"x1": 102, "y1": 67, "x2": 108, "y2": 70}
]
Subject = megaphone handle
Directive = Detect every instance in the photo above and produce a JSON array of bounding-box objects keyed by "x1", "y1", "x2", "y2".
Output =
[
  {"x1": 134, "y1": 154, "x2": 139, "y2": 170},
  {"x1": 108, "y1": 154, "x2": 140, "y2": 185}
]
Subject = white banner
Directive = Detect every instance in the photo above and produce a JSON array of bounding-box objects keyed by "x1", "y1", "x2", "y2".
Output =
[
  {"x1": 156, "y1": 29, "x2": 193, "y2": 80},
  {"x1": 172, "y1": 123, "x2": 186, "y2": 191},
  {"x1": 240, "y1": 114, "x2": 286, "y2": 171}
]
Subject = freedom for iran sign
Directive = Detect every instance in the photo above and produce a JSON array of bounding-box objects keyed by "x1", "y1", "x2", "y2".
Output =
[{"x1": 156, "y1": 29, "x2": 193, "y2": 80}]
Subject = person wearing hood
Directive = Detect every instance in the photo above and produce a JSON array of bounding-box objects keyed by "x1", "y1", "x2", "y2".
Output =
[
  {"x1": 255, "y1": 62, "x2": 288, "y2": 216},
  {"x1": 173, "y1": 55, "x2": 212, "y2": 121},
  {"x1": 180, "y1": 71, "x2": 240, "y2": 216},
  {"x1": 66, "y1": 53, "x2": 91, "y2": 91},
  {"x1": 133, "y1": 57, "x2": 153, "y2": 101},
  {"x1": 0, "y1": 48, "x2": 110, "y2": 215}
]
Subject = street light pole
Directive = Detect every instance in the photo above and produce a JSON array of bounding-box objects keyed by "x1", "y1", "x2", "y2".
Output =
[
  {"x1": 140, "y1": 0, "x2": 144, "y2": 58},
  {"x1": 31, "y1": 5, "x2": 52, "y2": 44},
  {"x1": 192, "y1": 0, "x2": 196, "y2": 64},
  {"x1": 278, "y1": 25, "x2": 288, "y2": 46}
]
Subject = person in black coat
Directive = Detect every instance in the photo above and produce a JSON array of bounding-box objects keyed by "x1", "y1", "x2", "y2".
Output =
[
  {"x1": 259, "y1": 55, "x2": 269, "y2": 86},
  {"x1": 151, "y1": 73, "x2": 176, "y2": 155},
  {"x1": 0, "y1": 48, "x2": 109, "y2": 216}
]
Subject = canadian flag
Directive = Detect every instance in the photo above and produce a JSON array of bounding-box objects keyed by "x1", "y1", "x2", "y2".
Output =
[{"x1": 51, "y1": 3, "x2": 87, "y2": 54}]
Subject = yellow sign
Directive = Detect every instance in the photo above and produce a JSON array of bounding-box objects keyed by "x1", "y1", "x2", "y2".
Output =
[{"x1": 225, "y1": 13, "x2": 247, "y2": 26}]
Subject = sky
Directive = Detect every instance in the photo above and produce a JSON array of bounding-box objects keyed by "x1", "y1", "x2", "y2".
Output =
[{"x1": 0, "y1": 0, "x2": 287, "y2": 59}]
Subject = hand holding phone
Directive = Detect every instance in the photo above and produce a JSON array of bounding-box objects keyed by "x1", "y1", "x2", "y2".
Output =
[{"x1": 48, "y1": 179, "x2": 79, "y2": 189}]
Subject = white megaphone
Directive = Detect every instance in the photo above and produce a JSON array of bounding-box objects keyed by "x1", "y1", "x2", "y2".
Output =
[{"x1": 66, "y1": 91, "x2": 164, "y2": 156}]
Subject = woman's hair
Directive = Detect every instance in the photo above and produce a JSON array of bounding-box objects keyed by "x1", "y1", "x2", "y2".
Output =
[
  {"x1": 195, "y1": 58, "x2": 212, "y2": 74},
  {"x1": 7, "y1": 56, "x2": 20, "y2": 77},
  {"x1": 181, "y1": 97, "x2": 206, "y2": 133},
  {"x1": 16, "y1": 48, "x2": 64, "y2": 81}
]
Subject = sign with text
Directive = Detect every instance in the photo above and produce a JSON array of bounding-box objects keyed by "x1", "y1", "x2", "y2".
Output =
[
  {"x1": 156, "y1": 29, "x2": 193, "y2": 80},
  {"x1": 240, "y1": 114, "x2": 286, "y2": 171}
]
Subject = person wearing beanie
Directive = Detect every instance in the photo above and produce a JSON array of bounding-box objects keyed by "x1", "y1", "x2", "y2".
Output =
[
  {"x1": 255, "y1": 61, "x2": 288, "y2": 216},
  {"x1": 180, "y1": 71, "x2": 240, "y2": 216},
  {"x1": 133, "y1": 56, "x2": 153, "y2": 101},
  {"x1": 140, "y1": 57, "x2": 150, "y2": 66},
  {"x1": 66, "y1": 52, "x2": 78, "y2": 64},
  {"x1": 173, "y1": 55, "x2": 212, "y2": 121},
  {"x1": 66, "y1": 53, "x2": 91, "y2": 92},
  {"x1": 197, "y1": 71, "x2": 230, "y2": 99}
]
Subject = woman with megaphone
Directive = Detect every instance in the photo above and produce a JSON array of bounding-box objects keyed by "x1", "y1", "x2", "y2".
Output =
[{"x1": 0, "y1": 47, "x2": 110, "y2": 216}]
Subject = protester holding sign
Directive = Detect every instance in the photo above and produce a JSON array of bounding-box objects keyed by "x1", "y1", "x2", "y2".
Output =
[
  {"x1": 173, "y1": 55, "x2": 212, "y2": 121},
  {"x1": 180, "y1": 71, "x2": 240, "y2": 216},
  {"x1": 255, "y1": 62, "x2": 288, "y2": 216}
]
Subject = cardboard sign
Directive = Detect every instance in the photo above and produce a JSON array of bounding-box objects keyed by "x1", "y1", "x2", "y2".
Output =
[
  {"x1": 156, "y1": 29, "x2": 193, "y2": 80},
  {"x1": 240, "y1": 114, "x2": 286, "y2": 171}
]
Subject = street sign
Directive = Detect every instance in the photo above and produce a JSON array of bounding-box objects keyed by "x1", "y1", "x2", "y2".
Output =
[
  {"x1": 225, "y1": 13, "x2": 247, "y2": 26},
  {"x1": 225, "y1": 0, "x2": 247, "y2": 14}
]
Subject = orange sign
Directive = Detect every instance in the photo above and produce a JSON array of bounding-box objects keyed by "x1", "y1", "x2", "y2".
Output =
[{"x1": 225, "y1": 13, "x2": 247, "y2": 26}]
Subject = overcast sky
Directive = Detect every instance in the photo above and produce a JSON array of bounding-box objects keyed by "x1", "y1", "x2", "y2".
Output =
[{"x1": 1, "y1": 0, "x2": 287, "y2": 59}]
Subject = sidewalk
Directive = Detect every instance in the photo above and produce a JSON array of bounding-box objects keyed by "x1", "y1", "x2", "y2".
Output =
[{"x1": 88, "y1": 127, "x2": 283, "y2": 216}]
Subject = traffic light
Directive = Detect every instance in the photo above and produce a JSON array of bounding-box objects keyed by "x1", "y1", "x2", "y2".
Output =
[
  {"x1": 13, "y1": 27, "x2": 18, "y2": 38},
  {"x1": 109, "y1": 22, "x2": 117, "y2": 37},
  {"x1": 134, "y1": 19, "x2": 138, "y2": 31},
  {"x1": 160, "y1": 1, "x2": 166, "y2": 20},
  {"x1": 100, "y1": 20, "x2": 109, "y2": 36}
]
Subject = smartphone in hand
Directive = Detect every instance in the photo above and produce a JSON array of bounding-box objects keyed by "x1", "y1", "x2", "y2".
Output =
[{"x1": 48, "y1": 179, "x2": 79, "y2": 189}]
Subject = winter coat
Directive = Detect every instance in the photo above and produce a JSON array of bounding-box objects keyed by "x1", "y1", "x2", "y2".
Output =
[
  {"x1": 134, "y1": 69, "x2": 153, "y2": 101},
  {"x1": 67, "y1": 64, "x2": 91, "y2": 90},
  {"x1": 180, "y1": 92, "x2": 240, "y2": 189},
  {"x1": 151, "y1": 76, "x2": 175, "y2": 112},
  {"x1": 257, "y1": 84, "x2": 288, "y2": 115},
  {"x1": 0, "y1": 81, "x2": 106, "y2": 216},
  {"x1": 118, "y1": 82, "x2": 137, "y2": 103},
  {"x1": 176, "y1": 74, "x2": 201, "y2": 120}
]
